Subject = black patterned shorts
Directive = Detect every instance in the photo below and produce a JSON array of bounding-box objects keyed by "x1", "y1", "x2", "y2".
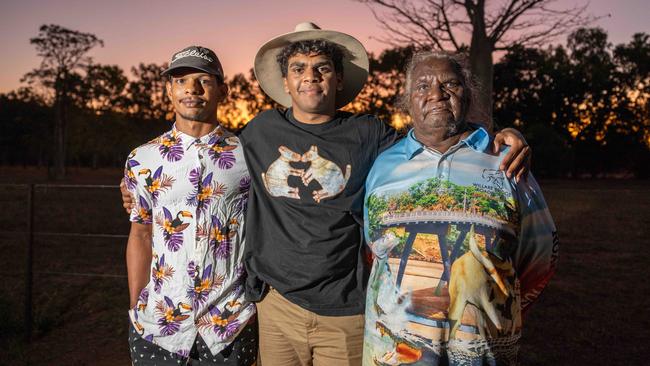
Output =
[{"x1": 128, "y1": 319, "x2": 258, "y2": 365}]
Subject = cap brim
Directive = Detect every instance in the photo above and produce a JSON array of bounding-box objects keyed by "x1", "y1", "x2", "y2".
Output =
[
  {"x1": 254, "y1": 29, "x2": 369, "y2": 109},
  {"x1": 161, "y1": 64, "x2": 223, "y2": 77}
]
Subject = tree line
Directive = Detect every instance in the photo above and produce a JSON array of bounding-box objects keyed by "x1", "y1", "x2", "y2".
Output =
[{"x1": 0, "y1": 24, "x2": 648, "y2": 178}]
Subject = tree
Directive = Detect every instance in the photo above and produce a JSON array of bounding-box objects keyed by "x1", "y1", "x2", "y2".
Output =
[
  {"x1": 357, "y1": 0, "x2": 596, "y2": 129},
  {"x1": 125, "y1": 63, "x2": 171, "y2": 122},
  {"x1": 493, "y1": 28, "x2": 650, "y2": 177},
  {"x1": 219, "y1": 69, "x2": 278, "y2": 131},
  {"x1": 22, "y1": 24, "x2": 103, "y2": 179},
  {"x1": 346, "y1": 46, "x2": 414, "y2": 130},
  {"x1": 74, "y1": 64, "x2": 128, "y2": 113}
]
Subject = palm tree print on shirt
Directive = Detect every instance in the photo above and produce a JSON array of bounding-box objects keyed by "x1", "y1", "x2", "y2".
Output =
[
  {"x1": 133, "y1": 195, "x2": 152, "y2": 224},
  {"x1": 139, "y1": 166, "x2": 175, "y2": 204},
  {"x1": 158, "y1": 130, "x2": 184, "y2": 162},
  {"x1": 152, "y1": 253, "x2": 175, "y2": 293},
  {"x1": 208, "y1": 215, "x2": 237, "y2": 259},
  {"x1": 124, "y1": 152, "x2": 140, "y2": 191},
  {"x1": 186, "y1": 168, "x2": 225, "y2": 218},
  {"x1": 207, "y1": 134, "x2": 237, "y2": 169},
  {"x1": 233, "y1": 176, "x2": 250, "y2": 216},
  {"x1": 155, "y1": 207, "x2": 192, "y2": 251},
  {"x1": 136, "y1": 287, "x2": 149, "y2": 312},
  {"x1": 197, "y1": 302, "x2": 242, "y2": 339},
  {"x1": 155, "y1": 296, "x2": 191, "y2": 336},
  {"x1": 186, "y1": 262, "x2": 225, "y2": 309}
]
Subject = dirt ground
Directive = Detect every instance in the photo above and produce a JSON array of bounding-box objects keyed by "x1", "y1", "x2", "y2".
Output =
[{"x1": 0, "y1": 167, "x2": 648, "y2": 365}]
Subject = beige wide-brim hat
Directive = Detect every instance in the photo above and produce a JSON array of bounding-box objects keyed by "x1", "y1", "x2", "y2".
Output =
[{"x1": 254, "y1": 22, "x2": 369, "y2": 109}]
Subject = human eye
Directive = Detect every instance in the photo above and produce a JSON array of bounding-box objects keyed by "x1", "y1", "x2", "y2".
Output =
[
  {"x1": 444, "y1": 80, "x2": 460, "y2": 88},
  {"x1": 415, "y1": 82, "x2": 429, "y2": 92},
  {"x1": 290, "y1": 66, "x2": 303, "y2": 74},
  {"x1": 317, "y1": 65, "x2": 332, "y2": 74},
  {"x1": 175, "y1": 78, "x2": 185, "y2": 85}
]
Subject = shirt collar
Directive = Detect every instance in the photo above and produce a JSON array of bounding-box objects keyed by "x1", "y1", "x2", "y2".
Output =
[
  {"x1": 171, "y1": 123, "x2": 223, "y2": 148},
  {"x1": 404, "y1": 126, "x2": 491, "y2": 159}
]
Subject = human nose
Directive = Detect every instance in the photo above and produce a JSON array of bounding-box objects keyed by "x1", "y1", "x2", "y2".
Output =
[
  {"x1": 184, "y1": 79, "x2": 203, "y2": 94},
  {"x1": 427, "y1": 83, "x2": 449, "y2": 101},
  {"x1": 303, "y1": 67, "x2": 321, "y2": 82}
]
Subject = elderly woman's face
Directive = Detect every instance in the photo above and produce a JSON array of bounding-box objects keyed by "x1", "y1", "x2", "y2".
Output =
[{"x1": 409, "y1": 58, "x2": 465, "y2": 137}]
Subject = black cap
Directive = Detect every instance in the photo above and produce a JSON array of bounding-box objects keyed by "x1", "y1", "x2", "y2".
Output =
[{"x1": 162, "y1": 46, "x2": 224, "y2": 78}]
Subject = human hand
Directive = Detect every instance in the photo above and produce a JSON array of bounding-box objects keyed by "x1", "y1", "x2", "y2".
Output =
[
  {"x1": 493, "y1": 127, "x2": 531, "y2": 182},
  {"x1": 120, "y1": 179, "x2": 135, "y2": 214}
]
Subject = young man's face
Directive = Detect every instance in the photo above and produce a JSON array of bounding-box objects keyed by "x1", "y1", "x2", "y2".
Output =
[
  {"x1": 283, "y1": 52, "x2": 342, "y2": 118},
  {"x1": 166, "y1": 69, "x2": 227, "y2": 124}
]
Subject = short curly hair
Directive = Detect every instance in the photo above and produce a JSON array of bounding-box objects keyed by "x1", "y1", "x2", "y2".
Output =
[{"x1": 276, "y1": 39, "x2": 344, "y2": 78}]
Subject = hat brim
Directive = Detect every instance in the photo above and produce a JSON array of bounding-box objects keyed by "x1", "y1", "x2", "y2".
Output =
[{"x1": 254, "y1": 29, "x2": 369, "y2": 109}]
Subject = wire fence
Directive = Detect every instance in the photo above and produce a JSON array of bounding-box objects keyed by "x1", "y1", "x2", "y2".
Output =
[{"x1": 0, "y1": 183, "x2": 129, "y2": 342}]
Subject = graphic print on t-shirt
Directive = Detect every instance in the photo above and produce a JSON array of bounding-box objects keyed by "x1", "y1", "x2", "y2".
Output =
[
  {"x1": 261, "y1": 146, "x2": 304, "y2": 199},
  {"x1": 262, "y1": 145, "x2": 351, "y2": 203}
]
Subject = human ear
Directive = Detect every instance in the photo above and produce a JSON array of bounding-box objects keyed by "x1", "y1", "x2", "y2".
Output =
[
  {"x1": 283, "y1": 78, "x2": 290, "y2": 94},
  {"x1": 165, "y1": 81, "x2": 172, "y2": 100}
]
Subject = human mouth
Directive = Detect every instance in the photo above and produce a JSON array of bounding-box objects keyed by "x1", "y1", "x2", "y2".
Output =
[
  {"x1": 180, "y1": 98, "x2": 206, "y2": 108},
  {"x1": 299, "y1": 88, "x2": 322, "y2": 95},
  {"x1": 424, "y1": 103, "x2": 450, "y2": 116}
]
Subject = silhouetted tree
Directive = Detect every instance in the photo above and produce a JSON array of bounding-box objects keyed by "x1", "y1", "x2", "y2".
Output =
[
  {"x1": 219, "y1": 69, "x2": 278, "y2": 131},
  {"x1": 493, "y1": 28, "x2": 649, "y2": 177},
  {"x1": 125, "y1": 63, "x2": 171, "y2": 122},
  {"x1": 347, "y1": 46, "x2": 414, "y2": 130},
  {"x1": 22, "y1": 24, "x2": 104, "y2": 179},
  {"x1": 74, "y1": 64, "x2": 129, "y2": 113},
  {"x1": 357, "y1": 0, "x2": 597, "y2": 129}
]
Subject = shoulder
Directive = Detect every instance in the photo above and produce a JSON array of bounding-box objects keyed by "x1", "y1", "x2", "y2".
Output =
[
  {"x1": 340, "y1": 112, "x2": 383, "y2": 126},
  {"x1": 125, "y1": 131, "x2": 168, "y2": 163},
  {"x1": 375, "y1": 137, "x2": 407, "y2": 164},
  {"x1": 340, "y1": 112, "x2": 387, "y2": 138},
  {"x1": 366, "y1": 138, "x2": 408, "y2": 190},
  {"x1": 251, "y1": 108, "x2": 285, "y2": 126},
  {"x1": 239, "y1": 108, "x2": 285, "y2": 140}
]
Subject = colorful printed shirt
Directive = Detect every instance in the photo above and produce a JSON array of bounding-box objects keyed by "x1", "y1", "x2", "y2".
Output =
[
  {"x1": 362, "y1": 128, "x2": 558, "y2": 365},
  {"x1": 124, "y1": 124, "x2": 255, "y2": 357}
]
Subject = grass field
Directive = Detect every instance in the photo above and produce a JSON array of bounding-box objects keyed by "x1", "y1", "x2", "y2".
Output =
[{"x1": 0, "y1": 167, "x2": 648, "y2": 365}]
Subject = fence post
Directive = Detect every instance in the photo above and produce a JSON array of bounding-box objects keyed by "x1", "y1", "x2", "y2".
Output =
[{"x1": 24, "y1": 183, "x2": 34, "y2": 342}]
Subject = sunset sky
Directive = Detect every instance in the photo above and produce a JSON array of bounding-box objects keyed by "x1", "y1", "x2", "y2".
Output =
[{"x1": 0, "y1": 0, "x2": 647, "y2": 93}]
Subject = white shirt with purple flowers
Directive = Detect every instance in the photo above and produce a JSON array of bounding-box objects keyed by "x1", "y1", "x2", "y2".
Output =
[{"x1": 124, "y1": 124, "x2": 254, "y2": 357}]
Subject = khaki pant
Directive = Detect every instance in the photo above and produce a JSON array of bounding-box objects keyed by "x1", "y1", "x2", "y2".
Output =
[{"x1": 257, "y1": 288, "x2": 364, "y2": 366}]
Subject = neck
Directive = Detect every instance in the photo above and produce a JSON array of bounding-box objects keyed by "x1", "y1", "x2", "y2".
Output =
[
  {"x1": 414, "y1": 127, "x2": 470, "y2": 154},
  {"x1": 291, "y1": 108, "x2": 336, "y2": 125},
  {"x1": 174, "y1": 118, "x2": 219, "y2": 138}
]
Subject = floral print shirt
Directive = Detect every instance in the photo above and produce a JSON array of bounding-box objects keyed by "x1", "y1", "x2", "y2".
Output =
[
  {"x1": 362, "y1": 128, "x2": 558, "y2": 365},
  {"x1": 125, "y1": 124, "x2": 254, "y2": 357}
]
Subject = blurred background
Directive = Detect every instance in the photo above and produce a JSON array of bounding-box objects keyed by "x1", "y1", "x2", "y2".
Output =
[{"x1": 0, "y1": 0, "x2": 648, "y2": 365}]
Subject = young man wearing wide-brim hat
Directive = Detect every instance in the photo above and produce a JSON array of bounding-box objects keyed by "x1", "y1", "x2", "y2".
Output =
[{"x1": 239, "y1": 23, "x2": 530, "y2": 365}]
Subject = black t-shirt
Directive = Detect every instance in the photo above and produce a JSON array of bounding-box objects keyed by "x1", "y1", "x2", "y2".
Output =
[{"x1": 239, "y1": 108, "x2": 398, "y2": 316}]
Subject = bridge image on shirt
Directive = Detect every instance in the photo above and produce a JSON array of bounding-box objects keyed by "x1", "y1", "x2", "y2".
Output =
[{"x1": 379, "y1": 210, "x2": 516, "y2": 331}]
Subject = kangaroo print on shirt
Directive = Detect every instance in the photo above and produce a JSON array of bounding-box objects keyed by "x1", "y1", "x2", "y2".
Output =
[
  {"x1": 262, "y1": 145, "x2": 351, "y2": 203},
  {"x1": 261, "y1": 146, "x2": 304, "y2": 199},
  {"x1": 301, "y1": 146, "x2": 352, "y2": 203}
]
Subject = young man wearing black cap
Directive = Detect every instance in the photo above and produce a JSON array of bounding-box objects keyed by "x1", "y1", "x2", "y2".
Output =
[
  {"x1": 239, "y1": 23, "x2": 530, "y2": 366},
  {"x1": 123, "y1": 46, "x2": 257, "y2": 366}
]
